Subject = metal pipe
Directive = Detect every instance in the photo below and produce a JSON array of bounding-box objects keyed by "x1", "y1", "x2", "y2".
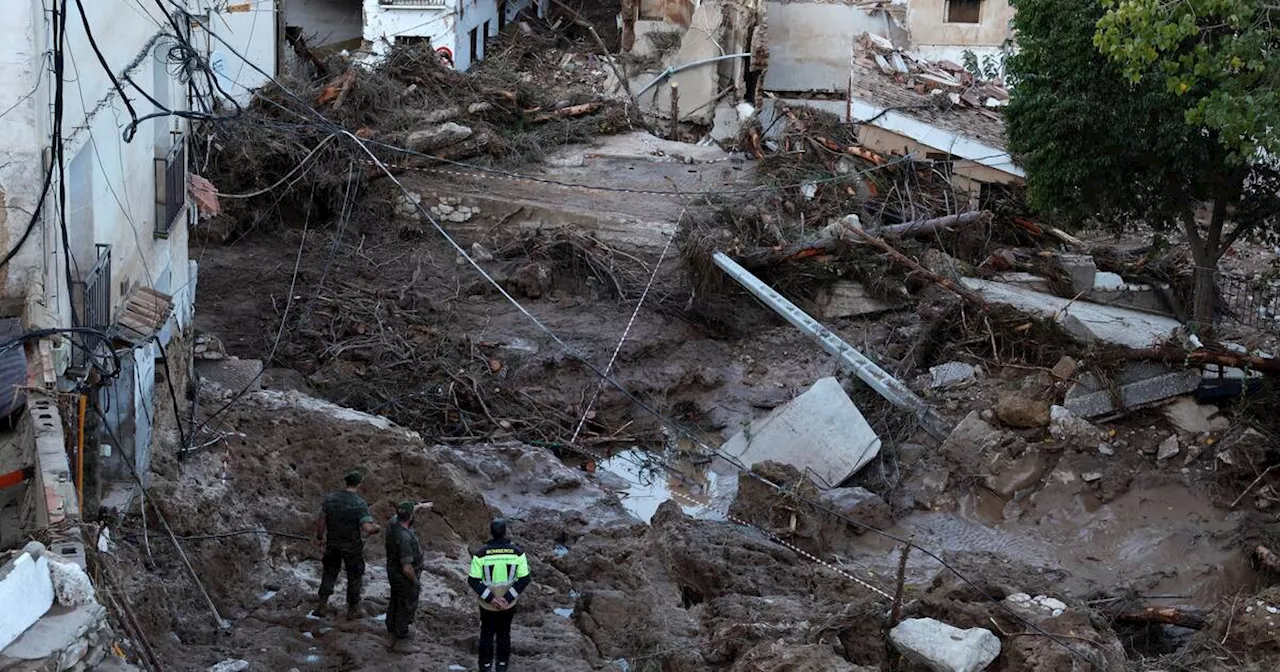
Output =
[
  {"x1": 712, "y1": 252, "x2": 951, "y2": 439},
  {"x1": 635, "y1": 52, "x2": 752, "y2": 97}
]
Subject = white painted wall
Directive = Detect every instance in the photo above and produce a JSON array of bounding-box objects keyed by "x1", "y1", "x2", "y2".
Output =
[
  {"x1": 0, "y1": 551, "x2": 54, "y2": 651},
  {"x1": 198, "y1": 0, "x2": 279, "y2": 104},
  {"x1": 362, "y1": 0, "x2": 541, "y2": 70}
]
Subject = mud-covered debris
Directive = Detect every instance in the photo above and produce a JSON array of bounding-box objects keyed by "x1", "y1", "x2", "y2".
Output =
[
  {"x1": 930, "y1": 361, "x2": 977, "y2": 389},
  {"x1": 889, "y1": 618, "x2": 1001, "y2": 672},
  {"x1": 207, "y1": 661, "x2": 249, "y2": 672},
  {"x1": 1050, "y1": 355, "x2": 1078, "y2": 381},
  {"x1": 996, "y1": 391, "x2": 1051, "y2": 428},
  {"x1": 985, "y1": 449, "x2": 1052, "y2": 498},
  {"x1": 1006, "y1": 592, "x2": 1066, "y2": 617},
  {"x1": 1048, "y1": 405, "x2": 1104, "y2": 446},
  {"x1": 1157, "y1": 434, "x2": 1181, "y2": 461},
  {"x1": 941, "y1": 411, "x2": 1004, "y2": 464},
  {"x1": 405, "y1": 122, "x2": 473, "y2": 152}
]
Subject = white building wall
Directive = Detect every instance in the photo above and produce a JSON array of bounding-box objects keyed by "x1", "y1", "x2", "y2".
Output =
[
  {"x1": 196, "y1": 0, "x2": 279, "y2": 104},
  {"x1": 362, "y1": 0, "x2": 541, "y2": 70}
]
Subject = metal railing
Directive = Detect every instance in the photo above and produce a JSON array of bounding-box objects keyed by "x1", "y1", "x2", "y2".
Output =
[
  {"x1": 380, "y1": 0, "x2": 446, "y2": 6},
  {"x1": 71, "y1": 244, "x2": 112, "y2": 371},
  {"x1": 154, "y1": 136, "x2": 186, "y2": 238},
  {"x1": 1217, "y1": 273, "x2": 1280, "y2": 332}
]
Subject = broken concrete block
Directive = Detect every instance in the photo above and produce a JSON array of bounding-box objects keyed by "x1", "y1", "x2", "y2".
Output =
[
  {"x1": 929, "y1": 362, "x2": 976, "y2": 389},
  {"x1": 1093, "y1": 271, "x2": 1124, "y2": 290},
  {"x1": 1157, "y1": 435, "x2": 1180, "y2": 461},
  {"x1": 710, "y1": 104, "x2": 743, "y2": 142},
  {"x1": 47, "y1": 558, "x2": 94, "y2": 607},
  {"x1": 889, "y1": 618, "x2": 1001, "y2": 672},
  {"x1": 1058, "y1": 254, "x2": 1097, "y2": 295},
  {"x1": 1063, "y1": 370, "x2": 1202, "y2": 418},
  {"x1": 721, "y1": 377, "x2": 881, "y2": 487},
  {"x1": 1050, "y1": 356, "x2": 1078, "y2": 381},
  {"x1": 1049, "y1": 405, "x2": 1103, "y2": 446},
  {"x1": 961, "y1": 278, "x2": 1181, "y2": 349},
  {"x1": 941, "y1": 411, "x2": 1003, "y2": 463},
  {"x1": 996, "y1": 391, "x2": 1050, "y2": 428},
  {"x1": 404, "y1": 122, "x2": 473, "y2": 153},
  {"x1": 814, "y1": 280, "x2": 898, "y2": 318},
  {"x1": 207, "y1": 661, "x2": 250, "y2": 672},
  {"x1": 196, "y1": 358, "x2": 263, "y2": 393},
  {"x1": 0, "y1": 549, "x2": 55, "y2": 651},
  {"x1": 1162, "y1": 397, "x2": 1230, "y2": 434}
]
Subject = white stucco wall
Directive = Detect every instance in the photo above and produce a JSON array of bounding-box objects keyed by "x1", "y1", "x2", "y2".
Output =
[
  {"x1": 199, "y1": 0, "x2": 279, "y2": 103},
  {"x1": 362, "y1": 0, "x2": 541, "y2": 71},
  {"x1": 0, "y1": 0, "x2": 260, "y2": 340},
  {"x1": 0, "y1": 0, "x2": 54, "y2": 306}
]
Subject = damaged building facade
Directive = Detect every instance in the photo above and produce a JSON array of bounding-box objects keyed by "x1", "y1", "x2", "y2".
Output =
[
  {"x1": 354, "y1": 0, "x2": 547, "y2": 70},
  {"x1": 0, "y1": 2, "x2": 273, "y2": 667}
]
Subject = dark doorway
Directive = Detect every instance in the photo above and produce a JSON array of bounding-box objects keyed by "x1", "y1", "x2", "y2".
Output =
[
  {"x1": 498, "y1": 1, "x2": 507, "y2": 31},
  {"x1": 469, "y1": 27, "x2": 478, "y2": 65}
]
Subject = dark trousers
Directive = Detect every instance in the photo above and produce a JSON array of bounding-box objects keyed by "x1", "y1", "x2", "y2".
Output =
[
  {"x1": 479, "y1": 607, "x2": 516, "y2": 667},
  {"x1": 318, "y1": 546, "x2": 365, "y2": 607},
  {"x1": 387, "y1": 573, "x2": 420, "y2": 639}
]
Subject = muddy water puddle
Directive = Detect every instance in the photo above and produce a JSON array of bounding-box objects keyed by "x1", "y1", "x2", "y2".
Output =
[{"x1": 600, "y1": 448, "x2": 726, "y2": 523}]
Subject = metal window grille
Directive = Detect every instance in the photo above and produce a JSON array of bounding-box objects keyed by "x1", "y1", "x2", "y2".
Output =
[
  {"x1": 71, "y1": 244, "x2": 112, "y2": 371},
  {"x1": 1217, "y1": 273, "x2": 1280, "y2": 332},
  {"x1": 380, "y1": 0, "x2": 446, "y2": 7},
  {"x1": 154, "y1": 137, "x2": 186, "y2": 238}
]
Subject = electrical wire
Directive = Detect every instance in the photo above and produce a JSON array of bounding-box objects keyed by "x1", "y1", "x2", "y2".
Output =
[{"x1": 174, "y1": 11, "x2": 1100, "y2": 665}]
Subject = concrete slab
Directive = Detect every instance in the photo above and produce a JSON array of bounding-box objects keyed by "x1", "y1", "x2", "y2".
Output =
[
  {"x1": 814, "y1": 280, "x2": 899, "y2": 318},
  {"x1": 990, "y1": 272, "x2": 1051, "y2": 293},
  {"x1": 1, "y1": 603, "x2": 104, "y2": 660},
  {"x1": 0, "y1": 551, "x2": 54, "y2": 651},
  {"x1": 543, "y1": 132, "x2": 729, "y2": 166},
  {"x1": 961, "y1": 278, "x2": 1182, "y2": 349},
  {"x1": 720, "y1": 377, "x2": 881, "y2": 488},
  {"x1": 1063, "y1": 370, "x2": 1203, "y2": 418}
]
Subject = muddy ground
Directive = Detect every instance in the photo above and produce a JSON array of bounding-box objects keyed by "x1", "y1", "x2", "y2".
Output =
[{"x1": 99, "y1": 135, "x2": 1280, "y2": 671}]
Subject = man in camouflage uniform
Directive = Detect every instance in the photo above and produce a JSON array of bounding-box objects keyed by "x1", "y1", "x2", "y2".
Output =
[
  {"x1": 385, "y1": 500, "x2": 430, "y2": 653},
  {"x1": 314, "y1": 469, "x2": 380, "y2": 619}
]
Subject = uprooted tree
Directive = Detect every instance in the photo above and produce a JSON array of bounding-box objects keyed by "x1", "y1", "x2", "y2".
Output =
[{"x1": 1006, "y1": 0, "x2": 1280, "y2": 327}]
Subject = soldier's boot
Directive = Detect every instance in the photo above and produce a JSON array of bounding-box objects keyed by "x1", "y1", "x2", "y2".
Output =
[
  {"x1": 495, "y1": 663, "x2": 509, "y2": 672},
  {"x1": 345, "y1": 603, "x2": 365, "y2": 621},
  {"x1": 479, "y1": 664, "x2": 493, "y2": 672},
  {"x1": 311, "y1": 598, "x2": 334, "y2": 618}
]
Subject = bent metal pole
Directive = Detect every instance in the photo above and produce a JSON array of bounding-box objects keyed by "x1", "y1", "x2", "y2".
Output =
[{"x1": 712, "y1": 251, "x2": 951, "y2": 439}]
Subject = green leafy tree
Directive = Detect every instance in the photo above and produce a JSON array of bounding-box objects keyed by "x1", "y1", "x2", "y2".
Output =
[
  {"x1": 1095, "y1": 1, "x2": 1279, "y2": 161},
  {"x1": 1006, "y1": 0, "x2": 1279, "y2": 326}
]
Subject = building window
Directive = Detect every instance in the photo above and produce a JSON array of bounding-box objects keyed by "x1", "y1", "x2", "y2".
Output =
[
  {"x1": 154, "y1": 137, "x2": 187, "y2": 238},
  {"x1": 469, "y1": 27, "x2": 478, "y2": 64},
  {"x1": 945, "y1": 0, "x2": 982, "y2": 23},
  {"x1": 484, "y1": 20, "x2": 491, "y2": 39},
  {"x1": 498, "y1": 1, "x2": 507, "y2": 31}
]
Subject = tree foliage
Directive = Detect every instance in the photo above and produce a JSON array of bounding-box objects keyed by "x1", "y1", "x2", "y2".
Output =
[
  {"x1": 1005, "y1": 0, "x2": 1279, "y2": 324},
  {"x1": 1095, "y1": 0, "x2": 1279, "y2": 161}
]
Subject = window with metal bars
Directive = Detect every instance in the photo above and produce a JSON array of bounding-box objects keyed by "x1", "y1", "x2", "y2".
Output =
[{"x1": 154, "y1": 137, "x2": 186, "y2": 238}]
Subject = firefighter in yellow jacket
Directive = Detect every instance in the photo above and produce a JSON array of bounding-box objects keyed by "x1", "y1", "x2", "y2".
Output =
[{"x1": 467, "y1": 519, "x2": 531, "y2": 672}]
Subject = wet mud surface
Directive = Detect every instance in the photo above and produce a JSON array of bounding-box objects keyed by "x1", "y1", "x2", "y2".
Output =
[{"x1": 157, "y1": 169, "x2": 1280, "y2": 670}]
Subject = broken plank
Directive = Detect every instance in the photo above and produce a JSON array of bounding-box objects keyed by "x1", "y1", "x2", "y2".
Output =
[{"x1": 1115, "y1": 607, "x2": 1207, "y2": 630}]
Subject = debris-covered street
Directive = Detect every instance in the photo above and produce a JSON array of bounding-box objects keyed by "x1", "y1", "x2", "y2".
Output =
[{"x1": 2, "y1": 1, "x2": 1279, "y2": 672}]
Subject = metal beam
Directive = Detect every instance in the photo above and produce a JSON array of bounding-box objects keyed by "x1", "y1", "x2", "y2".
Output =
[{"x1": 712, "y1": 252, "x2": 950, "y2": 439}]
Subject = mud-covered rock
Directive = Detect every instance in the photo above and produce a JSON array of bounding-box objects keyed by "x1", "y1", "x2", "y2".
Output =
[
  {"x1": 996, "y1": 391, "x2": 1051, "y2": 428},
  {"x1": 985, "y1": 448, "x2": 1053, "y2": 498},
  {"x1": 1219, "y1": 586, "x2": 1280, "y2": 655},
  {"x1": 941, "y1": 412, "x2": 1005, "y2": 464},
  {"x1": 509, "y1": 262, "x2": 552, "y2": 298},
  {"x1": 728, "y1": 461, "x2": 891, "y2": 557}
]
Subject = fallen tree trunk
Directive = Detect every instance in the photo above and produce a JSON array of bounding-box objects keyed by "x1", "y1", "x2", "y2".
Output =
[
  {"x1": 530, "y1": 102, "x2": 603, "y2": 124},
  {"x1": 419, "y1": 102, "x2": 494, "y2": 125},
  {"x1": 1115, "y1": 607, "x2": 1208, "y2": 630},
  {"x1": 1119, "y1": 345, "x2": 1280, "y2": 375},
  {"x1": 733, "y1": 238, "x2": 842, "y2": 269},
  {"x1": 869, "y1": 210, "x2": 991, "y2": 238},
  {"x1": 846, "y1": 225, "x2": 988, "y2": 308}
]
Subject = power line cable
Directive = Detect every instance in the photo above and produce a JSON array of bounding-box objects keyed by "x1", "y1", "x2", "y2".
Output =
[{"x1": 173, "y1": 12, "x2": 1101, "y2": 665}]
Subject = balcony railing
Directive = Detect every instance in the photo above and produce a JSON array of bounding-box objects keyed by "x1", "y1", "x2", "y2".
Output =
[
  {"x1": 71, "y1": 244, "x2": 112, "y2": 371},
  {"x1": 154, "y1": 137, "x2": 186, "y2": 238}
]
